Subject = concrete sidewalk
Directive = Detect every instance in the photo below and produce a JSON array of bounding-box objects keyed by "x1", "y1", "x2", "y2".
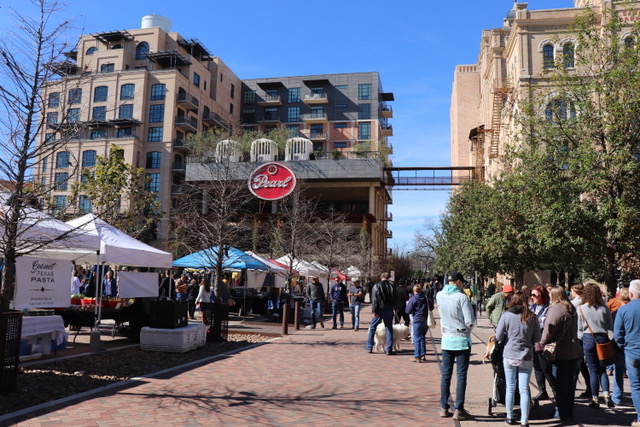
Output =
[{"x1": 3, "y1": 305, "x2": 636, "y2": 426}]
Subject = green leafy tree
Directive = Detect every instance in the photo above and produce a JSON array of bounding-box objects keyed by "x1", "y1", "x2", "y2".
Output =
[{"x1": 70, "y1": 145, "x2": 160, "y2": 242}]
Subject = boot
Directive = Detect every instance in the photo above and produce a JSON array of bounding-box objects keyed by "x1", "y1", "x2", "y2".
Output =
[{"x1": 533, "y1": 370, "x2": 549, "y2": 401}]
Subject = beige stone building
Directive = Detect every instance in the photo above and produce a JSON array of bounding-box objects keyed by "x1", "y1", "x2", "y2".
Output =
[{"x1": 450, "y1": 0, "x2": 640, "y2": 285}]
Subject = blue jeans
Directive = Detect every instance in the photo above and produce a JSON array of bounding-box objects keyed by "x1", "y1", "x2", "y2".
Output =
[
  {"x1": 551, "y1": 358, "x2": 579, "y2": 421},
  {"x1": 349, "y1": 304, "x2": 361, "y2": 328},
  {"x1": 332, "y1": 301, "x2": 344, "y2": 327},
  {"x1": 626, "y1": 356, "x2": 640, "y2": 419},
  {"x1": 412, "y1": 321, "x2": 426, "y2": 358},
  {"x1": 582, "y1": 333, "x2": 610, "y2": 397},
  {"x1": 440, "y1": 348, "x2": 471, "y2": 410},
  {"x1": 504, "y1": 360, "x2": 533, "y2": 424},
  {"x1": 610, "y1": 352, "x2": 626, "y2": 403},
  {"x1": 366, "y1": 307, "x2": 394, "y2": 353},
  {"x1": 309, "y1": 300, "x2": 323, "y2": 327}
]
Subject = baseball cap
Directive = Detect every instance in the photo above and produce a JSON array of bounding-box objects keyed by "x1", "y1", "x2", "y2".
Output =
[
  {"x1": 503, "y1": 284, "x2": 514, "y2": 293},
  {"x1": 448, "y1": 272, "x2": 465, "y2": 283}
]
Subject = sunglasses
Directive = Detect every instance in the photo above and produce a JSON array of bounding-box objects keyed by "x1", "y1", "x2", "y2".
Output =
[{"x1": 531, "y1": 293, "x2": 540, "y2": 297}]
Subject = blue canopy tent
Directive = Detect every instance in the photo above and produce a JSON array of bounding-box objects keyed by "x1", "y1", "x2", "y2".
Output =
[{"x1": 173, "y1": 246, "x2": 270, "y2": 271}]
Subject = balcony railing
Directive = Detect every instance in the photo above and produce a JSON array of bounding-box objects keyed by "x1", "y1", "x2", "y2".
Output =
[
  {"x1": 258, "y1": 113, "x2": 281, "y2": 123},
  {"x1": 380, "y1": 105, "x2": 393, "y2": 118},
  {"x1": 175, "y1": 115, "x2": 198, "y2": 132},
  {"x1": 177, "y1": 92, "x2": 199, "y2": 110},
  {"x1": 301, "y1": 113, "x2": 328, "y2": 123},
  {"x1": 257, "y1": 94, "x2": 282, "y2": 105},
  {"x1": 202, "y1": 111, "x2": 231, "y2": 131},
  {"x1": 303, "y1": 93, "x2": 328, "y2": 104}
]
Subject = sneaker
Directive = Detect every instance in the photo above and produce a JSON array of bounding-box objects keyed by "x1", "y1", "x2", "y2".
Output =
[
  {"x1": 579, "y1": 390, "x2": 592, "y2": 398},
  {"x1": 631, "y1": 420, "x2": 640, "y2": 427},
  {"x1": 411, "y1": 357, "x2": 422, "y2": 363},
  {"x1": 331, "y1": 325, "x2": 337, "y2": 329},
  {"x1": 354, "y1": 327, "x2": 359, "y2": 331},
  {"x1": 453, "y1": 408, "x2": 471, "y2": 420},
  {"x1": 364, "y1": 346, "x2": 373, "y2": 353},
  {"x1": 588, "y1": 399, "x2": 599, "y2": 408},
  {"x1": 533, "y1": 391, "x2": 550, "y2": 401},
  {"x1": 386, "y1": 350, "x2": 397, "y2": 355},
  {"x1": 439, "y1": 408, "x2": 451, "y2": 418}
]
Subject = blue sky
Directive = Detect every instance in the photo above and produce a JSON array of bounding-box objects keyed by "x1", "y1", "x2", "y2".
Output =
[{"x1": 1, "y1": 0, "x2": 575, "y2": 251}]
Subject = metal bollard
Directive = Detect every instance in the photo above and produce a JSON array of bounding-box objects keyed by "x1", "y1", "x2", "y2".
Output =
[
  {"x1": 282, "y1": 299, "x2": 289, "y2": 335},
  {"x1": 294, "y1": 301, "x2": 300, "y2": 330}
]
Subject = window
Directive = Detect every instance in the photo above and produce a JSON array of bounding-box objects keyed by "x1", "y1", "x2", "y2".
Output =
[
  {"x1": 48, "y1": 92, "x2": 60, "y2": 108},
  {"x1": 264, "y1": 107, "x2": 278, "y2": 121},
  {"x1": 42, "y1": 157, "x2": 48, "y2": 172},
  {"x1": 67, "y1": 108, "x2": 80, "y2": 122},
  {"x1": 119, "y1": 104, "x2": 133, "y2": 119},
  {"x1": 82, "y1": 150, "x2": 97, "y2": 167},
  {"x1": 335, "y1": 85, "x2": 347, "y2": 90},
  {"x1": 135, "y1": 42, "x2": 149, "y2": 60},
  {"x1": 287, "y1": 106, "x2": 300, "y2": 122},
  {"x1": 100, "y1": 63, "x2": 115, "y2": 73},
  {"x1": 288, "y1": 87, "x2": 300, "y2": 103},
  {"x1": 334, "y1": 104, "x2": 347, "y2": 109},
  {"x1": 334, "y1": 123, "x2": 347, "y2": 129},
  {"x1": 150, "y1": 84, "x2": 166, "y2": 101},
  {"x1": 53, "y1": 195, "x2": 67, "y2": 212},
  {"x1": 93, "y1": 86, "x2": 108, "y2": 102},
  {"x1": 120, "y1": 84, "x2": 135, "y2": 100},
  {"x1": 45, "y1": 133, "x2": 56, "y2": 144},
  {"x1": 358, "y1": 122, "x2": 371, "y2": 140},
  {"x1": 86, "y1": 47, "x2": 97, "y2": 55},
  {"x1": 68, "y1": 88, "x2": 82, "y2": 104},
  {"x1": 264, "y1": 125, "x2": 277, "y2": 134},
  {"x1": 334, "y1": 142, "x2": 347, "y2": 149},
  {"x1": 543, "y1": 44, "x2": 555, "y2": 69},
  {"x1": 148, "y1": 127, "x2": 163, "y2": 142},
  {"x1": 265, "y1": 89, "x2": 278, "y2": 101},
  {"x1": 78, "y1": 195, "x2": 92, "y2": 213},
  {"x1": 243, "y1": 90, "x2": 256, "y2": 105},
  {"x1": 310, "y1": 124, "x2": 324, "y2": 138},
  {"x1": 230, "y1": 103, "x2": 234, "y2": 115},
  {"x1": 563, "y1": 43, "x2": 575, "y2": 68},
  {"x1": 149, "y1": 104, "x2": 165, "y2": 122},
  {"x1": 358, "y1": 84, "x2": 372, "y2": 100},
  {"x1": 546, "y1": 99, "x2": 576, "y2": 123},
  {"x1": 358, "y1": 103, "x2": 371, "y2": 120},
  {"x1": 193, "y1": 72, "x2": 200, "y2": 88},
  {"x1": 41, "y1": 177, "x2": 47, "y2": 188},
  {"x1": 46, "y1": 112, "x2": 58, "y2": 125},
  {"x1": 91, "y1": 129, "x2": 106, "y2": 139},
  {"x1": 242, "y1": 108, "x2": 255, "y2": 123},
  {"x1": 56, "y1": 151, "x2": 71, "y2": 168},
  {"x1": 117, "y1": 127, "x2": 133, "y2": 138},
  {"x1": 54, "y1": 173, "x2": 68, "y2": 191},
  {"x1": 145, "y1": 173, "x2": 160, "y2": 192},
  {"x1": 146, "y1": 152, "x2": 162, "y2": 169},
  {"x1": 310, "y1": 106, "x2": 324, "y2": 119},
  {"x1": 625, "y1": 36, "x2": 635, "y2": 49},
  {"x1": 287, "y1": 125, "x2": 300, "y2": 138},
  {"x1": 81, "y1": 170, "x2": 95, "y2": 184},
  {"x1": 230, "y1": 84, "x2": 235, "y2": 99},
  {"x1": 311, "y1": 87, "x2": 324, "y2": 95},
  {"x1": 92, "y1": 106, "x2": 106, "y2": 121}
]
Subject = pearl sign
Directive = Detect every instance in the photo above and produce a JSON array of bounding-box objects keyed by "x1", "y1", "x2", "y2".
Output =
[{"x1": 248, "y1": 162, "x2": 297, "y2": 201}]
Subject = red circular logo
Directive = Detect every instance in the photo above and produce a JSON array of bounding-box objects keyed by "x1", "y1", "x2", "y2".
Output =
[{"x1": 248, "y1": 162, "x2": 297, "y2": 201}]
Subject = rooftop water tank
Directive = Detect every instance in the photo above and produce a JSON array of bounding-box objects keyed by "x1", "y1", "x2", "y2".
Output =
[{"x1": 141, "y1": 14, "x2": 171, "y2": 32}]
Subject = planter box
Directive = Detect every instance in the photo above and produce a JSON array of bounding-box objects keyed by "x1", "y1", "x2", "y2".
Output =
[
  {"x1": 140, "y1": 324, "x2": 207, "y2": 353},
  {"x1": 70, "y1": 298, "x2": 82, "y2": 305},
  {"x1": 81, "y1": 298, "x2": 95, "y2": 307}
]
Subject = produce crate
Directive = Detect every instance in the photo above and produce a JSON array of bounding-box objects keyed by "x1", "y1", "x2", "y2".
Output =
[{"x1": 140, "y1": 324, "x2": 207, "y2": 353}]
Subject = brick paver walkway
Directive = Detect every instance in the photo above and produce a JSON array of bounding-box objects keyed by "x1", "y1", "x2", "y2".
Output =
[{"x1": 2, "y1": 305, "x2": 635, "y2": 426}]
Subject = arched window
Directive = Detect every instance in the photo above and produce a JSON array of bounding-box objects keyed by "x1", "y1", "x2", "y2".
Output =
[
  {"x1": 82, "y1": 150, "x2": 97, "y2": 168},
  {"x1": 56, "y1": 151, "x2": 71, "y2": 168},
  {"x1": 146, "y1": 151, "x2": 161, "y2": 169},
  {"x1": 86, "y1": 47, "x2": 97, "y2": 55},
  {"x1": 563, "y1": 43, "x2": 575, "y2": 68},
  {"x1": 543, "y1": 44, "x2": 555, "y2": 69},
  {"x1": 625, "y1": 36, "x2": 635, "y2": 49},
  {"x1": 545, "y1": 99, "x2": 576, "y2": 123},
  {"x1": 120, "y1": 83, "x2": 135, "y2": 100},
  {"x1": 136, "y1": 42, "x2": 149, "y2": 60}
]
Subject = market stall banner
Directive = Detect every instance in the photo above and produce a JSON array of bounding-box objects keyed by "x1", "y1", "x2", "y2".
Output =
[
  {"x1": 118, "y1": 271, "x2": 159, "y2": 298},
  {"x1": 14, "y1": 256, "x2": 73, "y2": 309}
]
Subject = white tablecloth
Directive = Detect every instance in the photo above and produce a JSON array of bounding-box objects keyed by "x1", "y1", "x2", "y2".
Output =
[{"x1": 21, "y1": 315, "x2": 66, "y2": 343}]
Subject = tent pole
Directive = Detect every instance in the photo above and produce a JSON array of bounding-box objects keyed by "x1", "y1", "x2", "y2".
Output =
[{"x1": 90, "y1": 250, "x2": 104, "y2": 353}]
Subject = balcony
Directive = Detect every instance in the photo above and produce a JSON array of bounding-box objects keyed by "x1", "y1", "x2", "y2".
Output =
[
  {"x1": 173, "y1": 138, "x2": 188, "y2": 151},
  {"x1": 385, "y1": 229, "x2": 393, "y2": 239},
  {"x1": 308, "y1": 133, "x2": 327, "y2": 141},
  {"x1": 202, "y1": 111, "x2": 231, "y2": 131},
  {"x1": 381, "y1": 124, "x2": 393, "y2": 136},
  {"x1": 301, "y1": 112, "x2": 328, "y2": 124},
  {"x1": 172, "y1": 161, "x2": 186, "y2": 173},
  {"x1": 177, "y1": 92, "x2": 199, "y2": 110},
  {"x1": 175, "y1": 115, "x2": 198, "y2": 132},
  {"x1": 383, "y1": 211, "x2": 393, "y2": 221},
  {"x1": 257, "y1": 112, "x2": 281, "y2": 124},
  {"x1": 303, "y1": 93, "x2": 328, "y2": 104},
  {"x1": 380, "y1": 105, "x2": 393, "y2": 119},
  {"x1": 257, "y1": 94, "x2": 282, "y2": 106}
]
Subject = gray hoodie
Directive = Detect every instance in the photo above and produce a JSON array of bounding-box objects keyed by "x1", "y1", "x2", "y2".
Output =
[{"x1": 495, "y1": 307, "x2": 541, "y2": 361}]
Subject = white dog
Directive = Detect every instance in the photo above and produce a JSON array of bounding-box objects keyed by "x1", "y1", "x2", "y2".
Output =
[{"x1": 373, "y1": 322, "x2": 410, "y2": 353}]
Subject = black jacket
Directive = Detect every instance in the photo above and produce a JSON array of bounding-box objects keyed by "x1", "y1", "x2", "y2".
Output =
[{"x1": 371, "y1": 280, "x2": 395, "y2": 313}]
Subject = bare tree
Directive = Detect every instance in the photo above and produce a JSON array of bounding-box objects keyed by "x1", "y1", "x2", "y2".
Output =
[{"x1": 0, "y1": 0, "x2": 87, "y2": 310}]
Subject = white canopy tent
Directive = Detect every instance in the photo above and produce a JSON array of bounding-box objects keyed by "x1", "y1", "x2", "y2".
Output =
[
  {"x1": 275, "y1": 254, "x2": 324, "y2": 277},
  {"x1": 245, "y1": 251, "x2": 287, "y2": 288}
]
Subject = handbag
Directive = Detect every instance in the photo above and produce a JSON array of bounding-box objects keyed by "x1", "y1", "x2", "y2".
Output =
[
  {"x1": 579, "y1": 306, "x2": 620, "y2": 367},
  {"x1": 427, "y1": 309, "x2": 436, "y2": 329},
  {"x1": 542, "y1": 342, "x2": 557, "y2": 361}
]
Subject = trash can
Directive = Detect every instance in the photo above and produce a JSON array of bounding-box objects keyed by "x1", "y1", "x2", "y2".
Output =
[
  {"x1": 0, "y1": 311, "x2": 23, "y2": 392},
  {"x1": 208, "y1": 302, "x2": 228, "y2": 342}
]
